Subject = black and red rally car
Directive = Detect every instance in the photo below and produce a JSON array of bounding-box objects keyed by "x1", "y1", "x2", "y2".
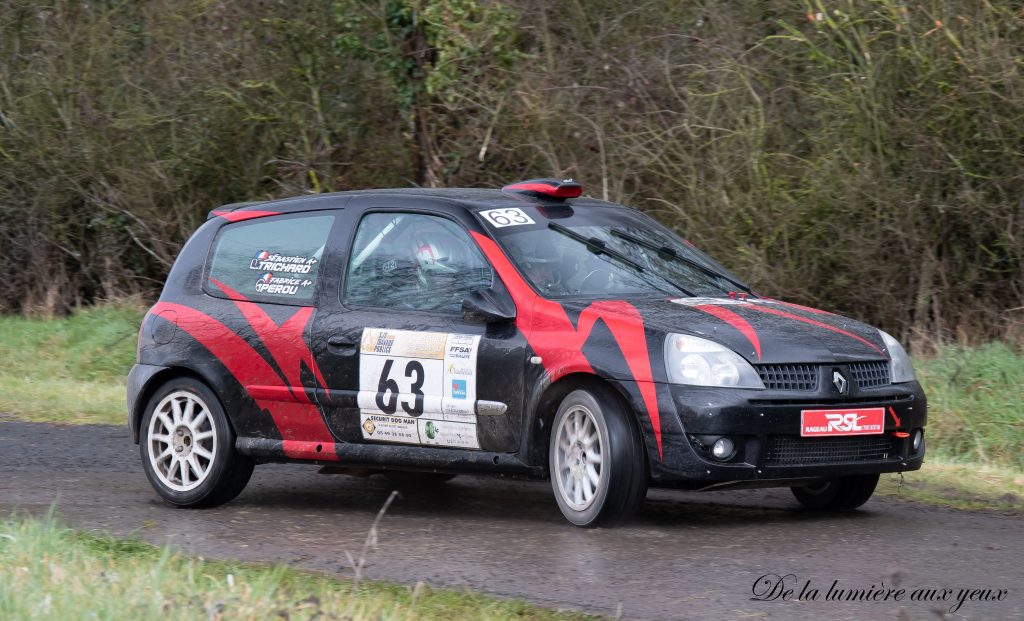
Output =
[{"x1": 128, "y1": 179, "x2": 926, "y2": 526}]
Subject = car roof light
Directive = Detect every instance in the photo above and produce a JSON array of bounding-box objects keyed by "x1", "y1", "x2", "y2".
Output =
[{"x1": 502, "y1": 178, "x2": 582, "y2": 200}]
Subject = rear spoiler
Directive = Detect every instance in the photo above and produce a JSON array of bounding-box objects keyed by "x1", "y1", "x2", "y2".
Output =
[{"x1": 207, "y1": 202, "x2": 281, "y2": 223}]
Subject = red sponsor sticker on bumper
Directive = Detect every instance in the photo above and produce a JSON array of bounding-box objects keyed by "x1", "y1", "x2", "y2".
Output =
[{"x1": 800, "y1": 407, "x2": 885, "y2": 437}]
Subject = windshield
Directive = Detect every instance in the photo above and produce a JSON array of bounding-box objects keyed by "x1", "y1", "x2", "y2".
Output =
[{"x1": 478, "y1": 203, "x2": 746, "y2": 298}]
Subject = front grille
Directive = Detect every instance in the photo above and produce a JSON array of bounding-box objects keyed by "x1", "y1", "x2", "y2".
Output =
[
  {"x1": 764, "y1": 435, "x2": 897, "y2": 466},
  {"x1": 755, "y1": 364, "x2": 818, "y2": 391},
  {"x1": 850, "y1": 361, "x2": 891, "y2": 388}
]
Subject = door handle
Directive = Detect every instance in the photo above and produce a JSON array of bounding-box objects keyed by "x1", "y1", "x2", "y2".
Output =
[{"x1": 327, "y1": 335, "x2": 358, "y2": 350}]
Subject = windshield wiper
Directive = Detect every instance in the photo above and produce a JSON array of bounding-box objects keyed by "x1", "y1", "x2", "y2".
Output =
[
  {"x1": 610, "y1": 228, "x2": 752, "y2": 295},
  {"x1": 547, "y1": 222, "x2": 695, "y2": 296}
]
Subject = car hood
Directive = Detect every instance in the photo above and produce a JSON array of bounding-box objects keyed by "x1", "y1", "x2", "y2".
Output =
[{"x1": 564, "y1": 297, "x2": 890, "y2": 364}]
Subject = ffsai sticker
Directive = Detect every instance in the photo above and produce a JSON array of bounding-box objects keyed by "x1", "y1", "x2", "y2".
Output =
[{"x1": 441, "y1": 333, "x2": 480, "y2": 422}]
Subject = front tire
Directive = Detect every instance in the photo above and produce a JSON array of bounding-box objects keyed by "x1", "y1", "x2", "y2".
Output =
[
  {"x1": 140, "y1": 378, "x2": 254, "y2": 508},
  {"x1": 791, "y1": 474, "x2": 879, "y2": 511},
  {"x1": 549, "y1": 387, "x2": 647, "y2": 527}
]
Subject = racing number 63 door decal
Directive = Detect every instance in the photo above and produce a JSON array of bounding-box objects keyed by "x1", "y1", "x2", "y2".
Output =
[{"x1": 357, "y1": 328, "x2": 482, "y2": 449}]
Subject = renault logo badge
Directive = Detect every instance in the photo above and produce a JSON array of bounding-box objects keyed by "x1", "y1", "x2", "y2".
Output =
[{"x1": 832, "y1": 370, "x2": 849, "y2": 394}]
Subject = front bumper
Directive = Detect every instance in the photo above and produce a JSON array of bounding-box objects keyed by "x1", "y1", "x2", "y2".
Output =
[{"x1": 647, "y1": 379, "x2": 927, "y2": 485}]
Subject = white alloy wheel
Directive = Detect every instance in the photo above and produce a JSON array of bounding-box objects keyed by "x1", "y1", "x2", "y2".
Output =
[
  {"x1": 553, "y1": 404, "x2": 605, "y2": 511},
  {"x1": 146, "y1": 390, "x2": 218, "y2": 492}
]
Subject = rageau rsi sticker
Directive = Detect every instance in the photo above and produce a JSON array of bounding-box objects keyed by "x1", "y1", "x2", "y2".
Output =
[
  {"x1": 358, "y1": 328, "x2": 482, "y2": 446},
  {"x1": 801, "y1": 408, "x2": 885, "y2": 437}
]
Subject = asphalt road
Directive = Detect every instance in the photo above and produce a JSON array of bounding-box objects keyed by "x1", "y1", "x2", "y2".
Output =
[{"x1": 1, "y1": 420, "x2": 1020, "y2": 620}]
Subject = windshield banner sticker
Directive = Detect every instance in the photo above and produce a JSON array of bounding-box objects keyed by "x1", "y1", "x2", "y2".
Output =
[{"x1": 670, "y1": 297, "x2": 771, "y2": 307}]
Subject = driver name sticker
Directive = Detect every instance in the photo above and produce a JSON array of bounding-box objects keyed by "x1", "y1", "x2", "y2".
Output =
[
  {"x1": 480, "y1": 208, "x2": 535, "y2": 228},
  {"x1": 254, "y1": 273, "x2": 313, "y2": 296},
  {"x1": 358, "y1": 328, "x2": 482, "y2": 447},
  {"x1": 249, "y1": 251, "x2": 318, "y2": 274}
]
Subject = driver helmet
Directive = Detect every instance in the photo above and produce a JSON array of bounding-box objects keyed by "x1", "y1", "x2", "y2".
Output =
[
  {"x1": 522, "y1": 243, "x2": 563, "y2": 290},
  {"x1": 412, "y1": 239, "x2": 458, "y2": 288}
]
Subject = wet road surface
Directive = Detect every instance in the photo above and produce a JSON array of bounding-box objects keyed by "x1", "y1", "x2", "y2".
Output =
[{"x1": 1, "y1": 421, "x2": 1020, "y2": 620}]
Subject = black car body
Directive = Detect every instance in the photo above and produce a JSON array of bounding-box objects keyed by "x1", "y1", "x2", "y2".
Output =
[{"x1": 129, "y1": 179, "x2": 926, "y2": 526}]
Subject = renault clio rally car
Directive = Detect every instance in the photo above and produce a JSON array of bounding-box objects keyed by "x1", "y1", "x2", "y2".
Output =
[{"x1": 128, "y1": 178, "x2": 926, "y2": 526}]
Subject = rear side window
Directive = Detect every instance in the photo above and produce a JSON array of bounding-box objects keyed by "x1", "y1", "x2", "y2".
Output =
[{"x1": 206, "y1": 213, "x2": 335, "y2": 305}]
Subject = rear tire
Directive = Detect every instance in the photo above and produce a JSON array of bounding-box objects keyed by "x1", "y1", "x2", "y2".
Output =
[
  {"x1": 791, "y1": 474, "x2": 879, "y2": 511},
  {"x1": 549, "y1": 387, "x2": 647, "y2": 527},
  {"x1": 139, "y1": 377, "x2": 254, "y2": 508}
]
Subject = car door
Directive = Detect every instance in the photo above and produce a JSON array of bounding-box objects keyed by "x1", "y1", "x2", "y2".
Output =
[{"x1": 310, "y1": 208, "x2": 528, "y2": 454}]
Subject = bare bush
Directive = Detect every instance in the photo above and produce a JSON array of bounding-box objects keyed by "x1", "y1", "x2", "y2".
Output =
[{"x1": 1, "y1": 0, "x2": 1021, "y2": 347}]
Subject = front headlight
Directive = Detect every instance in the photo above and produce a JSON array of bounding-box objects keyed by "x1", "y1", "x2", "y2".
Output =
[
  {"x1": 664, "y1": 333, "x2": 764, "y2": 389},
  {"x1": 878, "y1": 330, "x2": 916, "y2": 383}
]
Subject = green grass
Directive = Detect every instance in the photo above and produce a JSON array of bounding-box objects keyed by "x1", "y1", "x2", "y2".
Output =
[
  {"x1": 0, "y1": 304, "x2": 142, "y2": 424},
  {"x1": 0, "y1": 512, "x2": 593, "y2": 621},
  {"x1": 879, "y1": 462, "x2": 1024, "y2": 513},
  {"x1": 915, "y1": 343, "x2": 1024, "y2": 472}
]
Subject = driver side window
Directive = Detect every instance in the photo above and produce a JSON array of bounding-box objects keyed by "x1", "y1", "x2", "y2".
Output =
[{"x1": 343, "y1": 212, "x2": 493, "y2": 313}]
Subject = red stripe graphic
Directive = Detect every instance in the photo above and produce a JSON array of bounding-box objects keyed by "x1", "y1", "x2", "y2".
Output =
[
  {"x1": 746, "y1": 304, "x2": 884, "y2": 355},
  {"x1": 761, "y1": 298, "x2": 835, "y2": 315},
  {"x1": 149, "y1": 300, "x2": 338, "y2": 461},
  {"x1": 692, "y1": 304, "x2": 762, "y2": 361},
  {"x1": 471, "y1": 232, "x2": 663, "y2": 459},
  {"x1": 209, "y1": 278, "x2": 331, "y2": 401},
  {"x1": 212, "y1": 209, "x2": 282, "y2": 222},
  {"x1": 888, "y1": 406, "x2": 901, "y2": 427}
]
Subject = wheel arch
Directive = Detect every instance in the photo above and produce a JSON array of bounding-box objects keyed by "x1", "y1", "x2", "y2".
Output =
[
  {"x1": 523, "y1": 372, "x2": 643, "y2": 470},
  {"x1": 130, "y1": 366, "x2": 215, "y2": 444}
]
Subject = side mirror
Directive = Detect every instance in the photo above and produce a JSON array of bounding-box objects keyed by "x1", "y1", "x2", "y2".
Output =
[{"x1": 462, "y1": 287, "x2": 517, "y2": 324}]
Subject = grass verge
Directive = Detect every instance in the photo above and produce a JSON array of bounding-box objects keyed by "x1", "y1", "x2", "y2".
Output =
[
  {"x1": 0, "y1": 512, "x2": 595, "y2": 621},
  {"x1": 914, "y1": 342, "x2": 1024, "y2": 472},
  {"x1": 0, "y1": 304, "x2": 141, "y2": 425},
  {"x1": 879, "y1": 461, "x2": 1024, "y2": 513}
]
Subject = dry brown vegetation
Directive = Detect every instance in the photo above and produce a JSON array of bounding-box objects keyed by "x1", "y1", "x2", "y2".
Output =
[{"x1": 1, "y1": 0, "x2": 1022, "y2": 349}]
